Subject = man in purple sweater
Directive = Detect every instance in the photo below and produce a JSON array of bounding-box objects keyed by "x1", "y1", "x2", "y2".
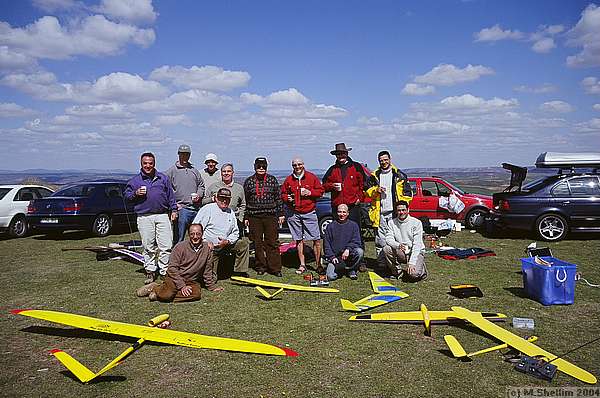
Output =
[
  {"x1": 323, "y1": 204, "x2": 364, "y2": 281},
  {"x1": 125, "y1": 152, "x2": 178, "y2": 284}
]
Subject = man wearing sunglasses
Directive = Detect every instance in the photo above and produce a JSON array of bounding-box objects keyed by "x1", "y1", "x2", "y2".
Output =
[
  {"x1": 281, "y1": 157, "x2": 324, "y2": 275},
  {"x1": 243, "y1": 157, "x2": 285, "y2": 276}
]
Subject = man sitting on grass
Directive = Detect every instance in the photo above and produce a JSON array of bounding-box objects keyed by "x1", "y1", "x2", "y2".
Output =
[
  {"x1": 136, "y1": 224, "x2": 224, "y2": 302},
  {"x1": 323, "y1": 204, "x2": 364, "y2": 281},
  {"x1": 383, "y1": 201, "x2": 427, "y2": 282}
]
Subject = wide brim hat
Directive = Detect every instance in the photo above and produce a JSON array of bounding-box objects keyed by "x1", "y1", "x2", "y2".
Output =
[{"x1": 330, "y1": 142, "x2": 352, "y2": 155}]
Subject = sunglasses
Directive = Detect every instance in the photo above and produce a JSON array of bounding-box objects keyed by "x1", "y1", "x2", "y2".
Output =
[
  {"x1": 255, "y1": 165, "x2": 266, "y2": 169},
  {"x1": 292, "y1": 163, "x2": 303, "y2": 167}
]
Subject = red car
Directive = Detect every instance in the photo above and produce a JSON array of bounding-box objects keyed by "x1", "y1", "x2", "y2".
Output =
[{"x1": 407, "y1": 177, "x2": 492, "y2": 229}]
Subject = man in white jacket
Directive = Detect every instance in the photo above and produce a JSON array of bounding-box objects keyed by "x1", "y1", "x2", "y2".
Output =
[{"x1": 383, "y1": 200, "x2": 427, "y2": 281}]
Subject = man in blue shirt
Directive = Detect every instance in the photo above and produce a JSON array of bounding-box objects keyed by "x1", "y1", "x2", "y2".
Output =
[
  {"x1": 125, "y1": 152, "x2": 178, "y2": 284},
  {"x1": 323, "y1": 204, "x2": 364, "y2": 281}
]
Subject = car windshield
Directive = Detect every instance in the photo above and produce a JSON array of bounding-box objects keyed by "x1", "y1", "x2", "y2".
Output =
[
  {"x1": 0, "y1": 188, "x2": 11, "y2": 200},
  {"x1": 53, "y1": 185, "x2": 96, "y2": 197}
]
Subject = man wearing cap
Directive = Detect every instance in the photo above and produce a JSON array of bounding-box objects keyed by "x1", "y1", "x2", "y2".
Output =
[
  {"x1": 200, "y1": 153, "x2": 221, "y2": 191},
  {"x1": 165, "y1": 144, "x2": 205, "y2": 243},
  {"x1": 193, "y1": 188, "x2": 243, "y2": 281},
  {"x1": 202, "y1": 163, "x2": 250, "y2": 277},
  {"x1": 125, "y1": 152, "x2": 178, "y2": 284},
  {"x1": 243, "y1": 157, "x2": 285, "y2": 277},
  {"x1": 281, "y1": 157, "x2": 324, "y2": 274},
  {"x1": 322, "y1": 143, "x2": 369, "y2": 271}
]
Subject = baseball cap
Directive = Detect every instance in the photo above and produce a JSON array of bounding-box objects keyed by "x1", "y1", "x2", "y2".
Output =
[
  {"x1": 178, "y1": 144, "x2": 191, "y2": 153},
  {"x1": 205, "y1": 153, "x2": 218, "y2": 164}
]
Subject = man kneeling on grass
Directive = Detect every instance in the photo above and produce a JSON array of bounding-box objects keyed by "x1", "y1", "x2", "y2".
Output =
[
  {"x1": 136, "y1": 224, "x2": 224, "y2": 302},
  {"x1": 383, "y1": 201, "x2": 427, "y2": 282},
  {"x1": 323, "y1": 204, "x2": 364, "y2": 281}
]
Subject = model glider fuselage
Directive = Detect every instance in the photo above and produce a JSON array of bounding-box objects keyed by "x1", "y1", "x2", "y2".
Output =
[{"x1": 231, "y1": 276, "x2": 339, "y2": 293}]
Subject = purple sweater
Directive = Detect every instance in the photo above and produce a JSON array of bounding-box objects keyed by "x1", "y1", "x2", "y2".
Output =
[{"x1": 125, "y1": 170, "x2": 177, "y2": 215}]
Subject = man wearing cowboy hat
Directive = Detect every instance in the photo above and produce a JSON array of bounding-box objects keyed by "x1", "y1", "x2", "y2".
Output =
[{"x1": 322, "y1": 143, "x2": 369, "y2": 272}]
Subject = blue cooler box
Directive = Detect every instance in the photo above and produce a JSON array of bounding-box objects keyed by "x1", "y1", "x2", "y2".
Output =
[{"x1": 521, "y1": 257, "x2": 576, "y2": 306}]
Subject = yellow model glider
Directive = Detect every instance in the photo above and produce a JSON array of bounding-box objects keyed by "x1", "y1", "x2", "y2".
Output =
[
  {"x1": 444, "y1": 334, "x2": 538, "y2": 360},
  {"x1": 340, "y1": 272, "x2": 408, "y2": 312},
  {"x1": 231, "y1": 276, "x2": 339, "y2": 300},
  {"x1": 12, "y1": 309, "x2": 298, "y2": 383},
  {"x1": 450, "y1": 306, "x2": 597, "y2": 385},
  {"x1": 349, "y1": 304, "x2": 507, "y2": 336}
]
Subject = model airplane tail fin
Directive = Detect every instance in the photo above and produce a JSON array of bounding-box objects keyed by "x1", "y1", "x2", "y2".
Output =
[
  {"x1": 340, "y1": 299, "x2": 361, "y2": 312},
  {"x1": 50, "y1": 349, "x2": 97, "y2": 383},
  {"x1": 255, "y1": 286, "x2": 284, "y2": 299},
  {"x1": 420, "y1": 304, "x2": 431, "y2": 336},
  {"x1": 443, "y1": 335, "x2": 469, "y2": 359}
]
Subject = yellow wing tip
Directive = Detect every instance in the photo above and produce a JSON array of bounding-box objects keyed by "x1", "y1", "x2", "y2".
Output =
[
  {"x1": 443, "y1": 335, "x2": 467, "y2": 358},
  {"x1": 340, "y1": 299, "x2": 361, "y2": 312},
  {"x1": 50, "y1": 349, "x2": 97, "y2": 383}
]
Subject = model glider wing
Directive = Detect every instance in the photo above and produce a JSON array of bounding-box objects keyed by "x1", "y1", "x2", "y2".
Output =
[
  {"x1": 340, "y1": 293, "x2": 408, "y2": 312},
  {"x1": 444, "y1": 334, "x2": 538, "y2": 360},
  {"x1": 451, "y1": 306, "x2": 596, "y2": 385},
  {"x1": 12, "y1": 309, "x2": 297, "y2": 357},
  {"x1": 231, "y1": 276, "x2": 339, "y2": 293},
  {"x1": 369, "y1": 272, "x2": 405, "y2": 294},
  {"x1": 349, "y1": 310, "x2": 507, "y2": 324}
]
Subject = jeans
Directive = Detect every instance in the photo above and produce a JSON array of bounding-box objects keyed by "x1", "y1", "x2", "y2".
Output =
[
  {"x1": 326, "y1": 247, "x2": 364, "y2": 281},
  {"x1": 176, "y1": 207, "x2": 198, "y2": 243}
]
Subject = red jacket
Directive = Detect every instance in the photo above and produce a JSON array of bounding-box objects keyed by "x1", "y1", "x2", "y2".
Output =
[
  {"x1": 280, "y1": 171, "x2": 324, "y2": 214},
  {"x1": 322, "y1": 158, "x2": 368, "y2": 207}
]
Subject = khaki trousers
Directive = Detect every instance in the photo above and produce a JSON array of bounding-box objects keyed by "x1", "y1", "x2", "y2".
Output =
[{"x1": 153, "y1": 276, "x2": 201, "y2": 303}]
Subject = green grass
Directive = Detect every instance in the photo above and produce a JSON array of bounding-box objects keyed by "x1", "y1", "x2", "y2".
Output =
[{"x1": 1, "y1": 231, "x2": 599, "y2": 398}]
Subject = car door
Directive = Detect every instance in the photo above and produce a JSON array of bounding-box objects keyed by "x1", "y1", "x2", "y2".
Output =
[
  {"x1": 407, "y1": 179, "x2": 427, "y2": 219},
  {"x1": 104, "y1": 184, "x2": 127, "y2": 226},
  {"x1": 13, "y1": 187, "x2": 40, "y2": 216},
  {"x1": 420, "y1": 179, "x2": 454, "y2": 220},
  {"x1": 565, "y1": 176, "x2": 600, "y2": 230}
]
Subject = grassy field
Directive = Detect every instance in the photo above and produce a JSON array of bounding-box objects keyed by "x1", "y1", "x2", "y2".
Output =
[{"x1": 1, "y1": 230, "x2": 599, "y2": 398}]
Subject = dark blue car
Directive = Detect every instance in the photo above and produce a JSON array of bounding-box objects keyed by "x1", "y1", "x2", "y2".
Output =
[
  {"x1": 487, "y1": 153, "x2": 600, "y2": 241},
  {"x1": 27, "y1": 181, "x2": 136, "y2": 237}
]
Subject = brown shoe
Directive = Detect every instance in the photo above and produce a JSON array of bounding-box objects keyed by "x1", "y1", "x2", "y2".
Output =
[
  {"x1": 144, "y1": 272, "x2": 156, "y2": 284},
  {"x1": 136, "y1": 282, "x2": 158, "y2": 297},
  {"x1": 358, "y1": 264, "x2": 367, "y2": 273},
  {"x1": 148, "y1": 291, "x2": 158, "y2": 302}
]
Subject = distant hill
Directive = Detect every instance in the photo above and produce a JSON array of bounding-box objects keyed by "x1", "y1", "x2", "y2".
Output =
[{"x1": 0, "y1": 166, "x2": 558, "y2": 195}]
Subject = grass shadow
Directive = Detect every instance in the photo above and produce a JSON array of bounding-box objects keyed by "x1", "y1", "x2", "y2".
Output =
[
  {"x1": 503, "y1": 286, "x2": 531, "y2": 300},
  {"x1": 21, "y1": 326, "x2": 169, "y2": 347},
  {"x1": 59, "y1": 370, "x2": 127, "y2": 384}
]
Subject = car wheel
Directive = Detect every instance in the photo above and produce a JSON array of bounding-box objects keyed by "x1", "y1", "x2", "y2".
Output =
[
  {"x1": 8, "y1": 215, "x2": 28, "y2": 238},
  {"x1": 92, "y1": 213, "x2": 112, "y2": 237},
  {"x1": 465, "y1": 208, "x2": 488, "y2": 229},
  {"x1": 535, "y1": 213, "x2": 567, "y2": 242},
  {"x1": 319, "y1": 216, "x2": 334, "y2": 236}
]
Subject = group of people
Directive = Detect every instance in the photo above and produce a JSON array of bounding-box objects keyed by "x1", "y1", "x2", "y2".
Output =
[{"x1": 126, "y1": 142, "x2": 427, "y2": 303}]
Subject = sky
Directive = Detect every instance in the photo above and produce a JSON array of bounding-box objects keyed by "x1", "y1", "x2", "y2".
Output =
[{"x1": 0, "y1": 0, "x2": 599, "y2": 172}]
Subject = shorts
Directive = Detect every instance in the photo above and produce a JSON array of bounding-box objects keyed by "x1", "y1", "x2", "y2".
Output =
[{"x1": 286, "y1": 210, "x2": 320, "y2": 241}]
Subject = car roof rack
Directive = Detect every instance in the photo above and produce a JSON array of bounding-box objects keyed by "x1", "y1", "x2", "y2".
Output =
[{"x1": 535, "y1": 152, "x2": 600, "y2": 174}]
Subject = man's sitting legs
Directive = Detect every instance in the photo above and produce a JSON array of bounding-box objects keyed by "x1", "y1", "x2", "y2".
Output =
[
  {"x1": 382, "y1": 245, "x2": 427, "y2": 281},
  {"x1": 326, "y1": 247, "x2": 363, "y2": 281}
]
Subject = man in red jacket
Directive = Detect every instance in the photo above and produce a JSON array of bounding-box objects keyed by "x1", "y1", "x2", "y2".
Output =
[
  {"x1": 281, "y1": 157, "x2": 325, "y2": 274},
  {"x1": 322, "y1": 143, "x2": 369, "y2": 271}
]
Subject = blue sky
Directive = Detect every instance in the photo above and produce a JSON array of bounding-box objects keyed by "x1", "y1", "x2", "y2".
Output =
[{"x1": 0, "y1": 0, "x2": 599, "y2": 172}]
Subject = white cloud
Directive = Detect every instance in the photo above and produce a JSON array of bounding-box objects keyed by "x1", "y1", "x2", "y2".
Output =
[
  {"x1": 212, "y1": 113, "x2": 338, "y2": 131},
  {"x1": 593, "y1": 104, "x2": 600, "y2": 111},
  {"x1": 582, "y1": 77, "x2": 600, "y2": 94},
  {"x1": 439, "y1": 94, "x2": 519, "y2": 110},
  {"x1": 154, "y1": 114, "x2": 193, "y2": 126},
  {"x1": 566, "y1": 4, "x2": 600, "y2": 68},
  {"x1": 149, "y1": 65, "x2": 250, "y2": 91},
  {"x1": 574, "y1": 118, "x2": 600, "y2": 134},
  {"x1": 357, "y1": 116, "x2": 384, "y2": 125},
  {"x1": 65, "y1": 103, "x2": 133, "y2": 118},
  {"x1": 0, "y1": 103, "x2": 37, "y2": 118},
  {"x1": 0, "y1": 71, "x2": 168, "y2": 103},
  {"x1": 93, "y1": 0, "x2": 158, "y2": 24},
  {"x1": 240, "y1": 92, "x2": 263, "y2": 105},
  {"x1": 513, "y1": 83, "x2": 557, "y2": 94},
  {"x1": 262, "y1": 104, "x2": 348, "y2": 119},
  {"x1": 413, "y1": 64, "x2": 494, "y2": 86},
  {"x1": 539, "y1": 100, "x2": 574, "y2": 113},
  {"x1": 401, "y1": 83, "x2": 435, "y2": 96},
  {"x1": 0, "y1": 45, "x2": 37, "y2": 71},
  {"x1": 132, "y1": 89, "x2": 236, "y2": 113},
  {"x1": 473, "y1": 24, "x2": 523, "y2": 42},
  {"x1": 0, "y1": 15, "x2": 155, "y2": 60},
  {"x1": 392, "y1": 120, "x2": 470, "y2": 134},
  {"x1": 266, "y1": 88, "x2": 309, "y2": 106},
  {"x1": 532, "y1": 37, "x2": 555, "y2": 53}
]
